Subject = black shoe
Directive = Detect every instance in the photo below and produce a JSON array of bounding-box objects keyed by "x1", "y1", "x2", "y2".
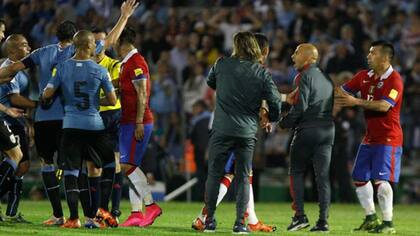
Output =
[
  {"x1": 310, "y1": 219, "x2": 329, "y2": 232},
  {"x1": 204, "y1": 218, "x2": 217, "y2": 233},
  {"x1": 233, "y1": 222, "x2": 250, "y2": 234},
  {"x1": 287, "y1": 214, "x2": 310, "y2": 231},
  {"x1": 111, "y1": 209, "x2": 121, "y2": 217}
]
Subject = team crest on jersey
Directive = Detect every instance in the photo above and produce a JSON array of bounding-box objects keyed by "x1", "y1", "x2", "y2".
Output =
[{"x1": 377, "y1": 82, "x2": 384, "y2": 88}]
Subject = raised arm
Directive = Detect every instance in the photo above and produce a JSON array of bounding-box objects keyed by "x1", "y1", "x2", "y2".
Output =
[{"x1": 104, "y1": 0, "x2": 139, "y2": 49}]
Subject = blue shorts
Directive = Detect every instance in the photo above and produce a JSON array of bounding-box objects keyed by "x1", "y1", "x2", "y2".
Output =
[
  {"x1": 224, "y1": 152, "x2": 235, "y2": 174},
  {"x1": 119, "y1": 123, "x2": 153, "y2": 166},
  {"x1": 352, "y1": 144, "x2": 402, "y2": 183}
]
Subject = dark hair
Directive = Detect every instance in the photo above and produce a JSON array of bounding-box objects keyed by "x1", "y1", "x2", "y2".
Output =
[
  {"x1": 371, "y1": 40, "x2": 394, "y2": 60},
  {"x1": 56, "y1": 21, "x2": 77, "y2": 42},
  {"x1": 193, "y1": 99, "x2": 208, "y2": 110},
  {"x1": 253, "y1": 33, "x2": 269, "y2": 51},
  {"x1": 119, "y1": 27, "x2": 136, "y2": 46}
]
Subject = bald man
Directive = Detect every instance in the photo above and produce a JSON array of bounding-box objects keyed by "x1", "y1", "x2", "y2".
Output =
[
  {"x1": 42, "y1": 30, "x2": 117, "y2": 228},
  {"x1": 279, "y1": 43, "x2": 334, "y2": 232}
]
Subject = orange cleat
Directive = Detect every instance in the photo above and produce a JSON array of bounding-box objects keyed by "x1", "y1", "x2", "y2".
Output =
[
  {"x1": 61, "y1": 218, "x2": 81, "y2": 228},
  {"x1": 248, "y1": 221, "x2": 277, "y2": 232},
  {"x1": 96, "y1": 208, "x2": 118, "y2": 228},
  {"x1": 192, "y1": 217, "x2": 205, "y2": 231}
]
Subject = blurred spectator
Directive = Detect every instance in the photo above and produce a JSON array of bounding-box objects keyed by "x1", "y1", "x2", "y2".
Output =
[{"x1": 183, "y1": 62, "x2": 207, "y2": 115}]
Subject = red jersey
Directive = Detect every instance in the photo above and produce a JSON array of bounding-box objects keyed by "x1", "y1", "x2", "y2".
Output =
[
  {"x1": 119, "y1": 49, "x2": 153, "y2": 124},
  {"x1": 342, "y1": 66, "x2": 403, "y2": 146}
]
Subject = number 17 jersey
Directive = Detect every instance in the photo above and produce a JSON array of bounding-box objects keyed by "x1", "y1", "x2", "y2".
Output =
[{"x1": 47, "y1": 59, "x2": 114, "y2": 130}]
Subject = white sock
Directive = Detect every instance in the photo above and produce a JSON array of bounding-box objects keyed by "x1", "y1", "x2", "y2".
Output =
[
  {"x1": 129, "y1": 186, "x2": 143, "y2": 212},
  {"x1": 127, "y1": 167, "x2": 154, "y2": 206},
  {"x1": 356, "y1": 182, "x2": 376, "y2": 215},
  {"x1": 377, "y1": 181, "x2": 393, "y2": 221},
  {"x1": 216, "y1": 176, "x2": 232, "y2": 206},
  {"x1": 247, "y1": 183, "x2": 259, "y2": 225}
]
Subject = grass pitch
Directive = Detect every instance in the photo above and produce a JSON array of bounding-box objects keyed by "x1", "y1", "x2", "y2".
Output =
[{"x1": 0, "y1": 201, "x2": 419, "y2": 235}]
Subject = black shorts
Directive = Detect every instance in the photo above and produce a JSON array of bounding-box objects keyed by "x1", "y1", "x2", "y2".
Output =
[
  {"x1": 60, "y1": 128, "x2": 114, "y2": 171},
  {"x1": 0, "y1": 120, "x2": 18, "y2": 151},
  {"x1": 100, "y1": 109, "x2": 121, "y2": 152},
  {"x1": 8, "y1": 123, "x2": 29, "y2": 162},
  {"x1": 34, "y1": 120, "x2": 62, "y2": 164}
]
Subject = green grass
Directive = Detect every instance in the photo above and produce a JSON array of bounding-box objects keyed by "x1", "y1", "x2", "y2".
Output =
[{"x1": 0, "y1": 201, "x2": 419, "y2": 235}]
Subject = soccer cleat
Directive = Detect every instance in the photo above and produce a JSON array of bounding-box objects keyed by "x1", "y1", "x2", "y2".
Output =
[
  {"x1": 248, "y1": 221, "x2": 276, "y2": 232},
  {"x1": 111, "y1": 209, "x2": 121, "y2": 224},
  {"x1": 61, "y1": 218, "x2": 81, "y2": 228},
  {"x1": 233, "y1": 222, "x2": 250, "y2": 234},
  {"x1": 310, "y1": 219, "x2": 329, "y2": 232},
  {"x1": 120, "y1": 211, "x2": 144, "y2": 227},
  {"x1": 96, "y1": 208, "x2": 118, "y2": 227},
  {"x1": 203, "y1": 218, "x2": 217, "y2": 233},
  {"x1": 287, "y1": 214, "x2": 310, "y2": 231},
  {"x1": 6, "y1": 213, "x2": 31, "y2": 224},
  {"x1": 139, "y1": 203, "x2": 162, "y2": 227},
  {"x1": 354, "y1": 214, "x2": 381, "y2": 231},
  {"x1": 368, "y1": 221, "x2": 396, "y2": 234},
  {"x1": 192, "y1": 217, "x2": 206, "y2": 231},
  {"x1": 84, "y1": 217, "x2": 106, "y2": 229},
  {"x1": 42, "y1": 215, "x2": 65, "y2": 226}
]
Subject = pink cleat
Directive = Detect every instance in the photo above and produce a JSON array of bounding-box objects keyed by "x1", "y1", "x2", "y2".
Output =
[
  {"x1": 120, "y1": 211, "x2": 144, "y2": 227},
  {"x1": 138, "y1": 204, "x2": 162, "y2": 227}
]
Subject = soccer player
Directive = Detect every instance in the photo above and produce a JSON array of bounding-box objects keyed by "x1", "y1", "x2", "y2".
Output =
[
  {"x1": 0, "y1": 34, "x2": 35, "y2": 222},
  {"x1": 279, "y1": 44, "x2": 334, "y2": 232},
  {"x1": 0, "y1": 0, "x2": 139, "y2": 225},
  {"x1": 94, "y1": 28, "x2": 123, "y2": 220},
  {"x1": 42, "y1": 30, "x2": 117, "y2": 228},
  {"x1": 335, "y1": 40, "x2": 403, "y2": 234},
  {"x1": 192, "y1": 33, "x2": 281, "y2": 233},
  {"x1": 114, "y1": 27, "x2": 162, "y2": 227}
]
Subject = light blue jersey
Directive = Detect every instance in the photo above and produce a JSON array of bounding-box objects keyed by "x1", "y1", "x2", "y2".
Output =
[
  {"x1": 47, "y1": 59, "x2": 114, "y2": 130},
  {"x1": 0, "y1": 59, "x2": 31, "y2": 126},
  {"x1": 26, "y1": 40, "x2": 105, "y2": 122}
]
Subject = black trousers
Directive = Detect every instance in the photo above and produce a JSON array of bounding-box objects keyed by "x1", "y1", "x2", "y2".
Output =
[
  {"x1": 205, "y1": 130, "x2": 255, "y2": 224},
  {"x1": 289, "y1": 124, "x2": 335, "y2": 221}
]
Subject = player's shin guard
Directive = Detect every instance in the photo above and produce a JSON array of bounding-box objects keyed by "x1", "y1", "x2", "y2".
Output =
[
  {"x1": 0, "y1": 159, "x2": 17, "y2": 190},
  {"x1": 376, "y1": 181, "x2": 393, "y2": 221},
  {"x1": 99, "y1": 163, "x2": 115, "y2": 210},
  {"x1": 41, "y1": 165, "x2": 63, "y2": 218},
  {"x1": 355, "y1": 181, "x2": 376, "y2": 215},
  {"x1": 88, "y1": 176, "x2": 100, "y2": 217},
  {"x1": 78, "y1": 170, "x2": 94, "y2": 218},
  {"x1": 6, "y1": 176, "x2": 22, "y2": 217},
  {"x1": 64, "y1": 170, "x2": 80, "y2": 220},
  {"x1": 111, "y1": 171, "x2": 122, "y2": 212}
]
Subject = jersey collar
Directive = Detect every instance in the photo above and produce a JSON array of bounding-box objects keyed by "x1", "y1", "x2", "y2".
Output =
[
  {"x1": 122, "y1": 48, "x2": 138, "y2": 64},
  {"x1": 367, "y1": 65, "x2": 393, "y2": 80}
]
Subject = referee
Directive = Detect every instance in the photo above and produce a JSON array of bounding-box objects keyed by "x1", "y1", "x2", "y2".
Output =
[
  {"x1": 280, "y1": 44, "x2": 334, "y2": 232},
  {"x1": 203, "y1": 31, "x2": 282, "y2": 234}
]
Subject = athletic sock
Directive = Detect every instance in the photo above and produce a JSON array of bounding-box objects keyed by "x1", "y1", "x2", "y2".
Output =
[
  {"x1": 64, "y1": 170, "x2": 80, "y2": 220},
  {"x1": 127, "y1": 167, "x2": 153, "y2": 205},
  {"x1": 216, "y1": 176, "x2": 232, "y2": 206},
  {"x1": 0, "y1": 159, "x2": 17, "y2": 188},
  {"x1": 355, "y1": 182, "x2": 376, "y2": 216},
  {"x1": 78, "y1": 171, "x2": 93, "y2": 218},
  {"x1": 99, "y1": 164, "x2": 115, "y2": 211},
  {"x1": 376, "y1": 181, "x2": 393, "y2": 222},
  {"x1": 88, "y1": 176, "x2": 100, "y2": 216},
  {"x1": 6, "y1": 176, "x2": 23, "y2": 217},
  {"x1": 111, "y1": 171, "x2": 122, "y2": 212},
  {"x1": 129, "y1": 186, "x2": 143, "y2": 212},
  {"x1": 247, "y1": 177, "x2": 259, "y2": 224},
  {"x1": 41, "y1": 165, "x2": 63, "y2": 218}
]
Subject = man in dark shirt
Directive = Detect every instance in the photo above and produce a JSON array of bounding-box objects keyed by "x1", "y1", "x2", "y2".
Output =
[
  {"x1": 204, "y1": 31, "x2": 282, "y2": 234},
  {"x1": 279, "y1": 43, "x2": 334, "y2": 232}
]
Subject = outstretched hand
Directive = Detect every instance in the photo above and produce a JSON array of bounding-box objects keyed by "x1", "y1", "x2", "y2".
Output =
[
  {"x1": 5, "y1": 107, "x2": 25, "y2": 118},
  {"x1": 334, "y1": 87, "x2": 358, "y2": 107},
  {"x1": 121, "y1": 0, "x2": 140, "y2": 18},
  {"x1": 286, "y1": 88, "x2": 298, "y2": 105}
]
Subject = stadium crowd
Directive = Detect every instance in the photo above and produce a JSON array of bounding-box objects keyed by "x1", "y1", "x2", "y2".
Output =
[{"x1": 0, "y1": 0, "x2": 420, "y2": 205}]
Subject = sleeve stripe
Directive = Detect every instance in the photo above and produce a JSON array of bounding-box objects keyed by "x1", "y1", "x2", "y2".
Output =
[
  {"x1": 341, "y1": 85, "x2": 357, "y2": 95},
  {"x1": 382, "y1": 97, "x2": 396, "y2": 107},
  {"x1": 133, "y1": 74, "x2": 146, "y2": 80}
]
